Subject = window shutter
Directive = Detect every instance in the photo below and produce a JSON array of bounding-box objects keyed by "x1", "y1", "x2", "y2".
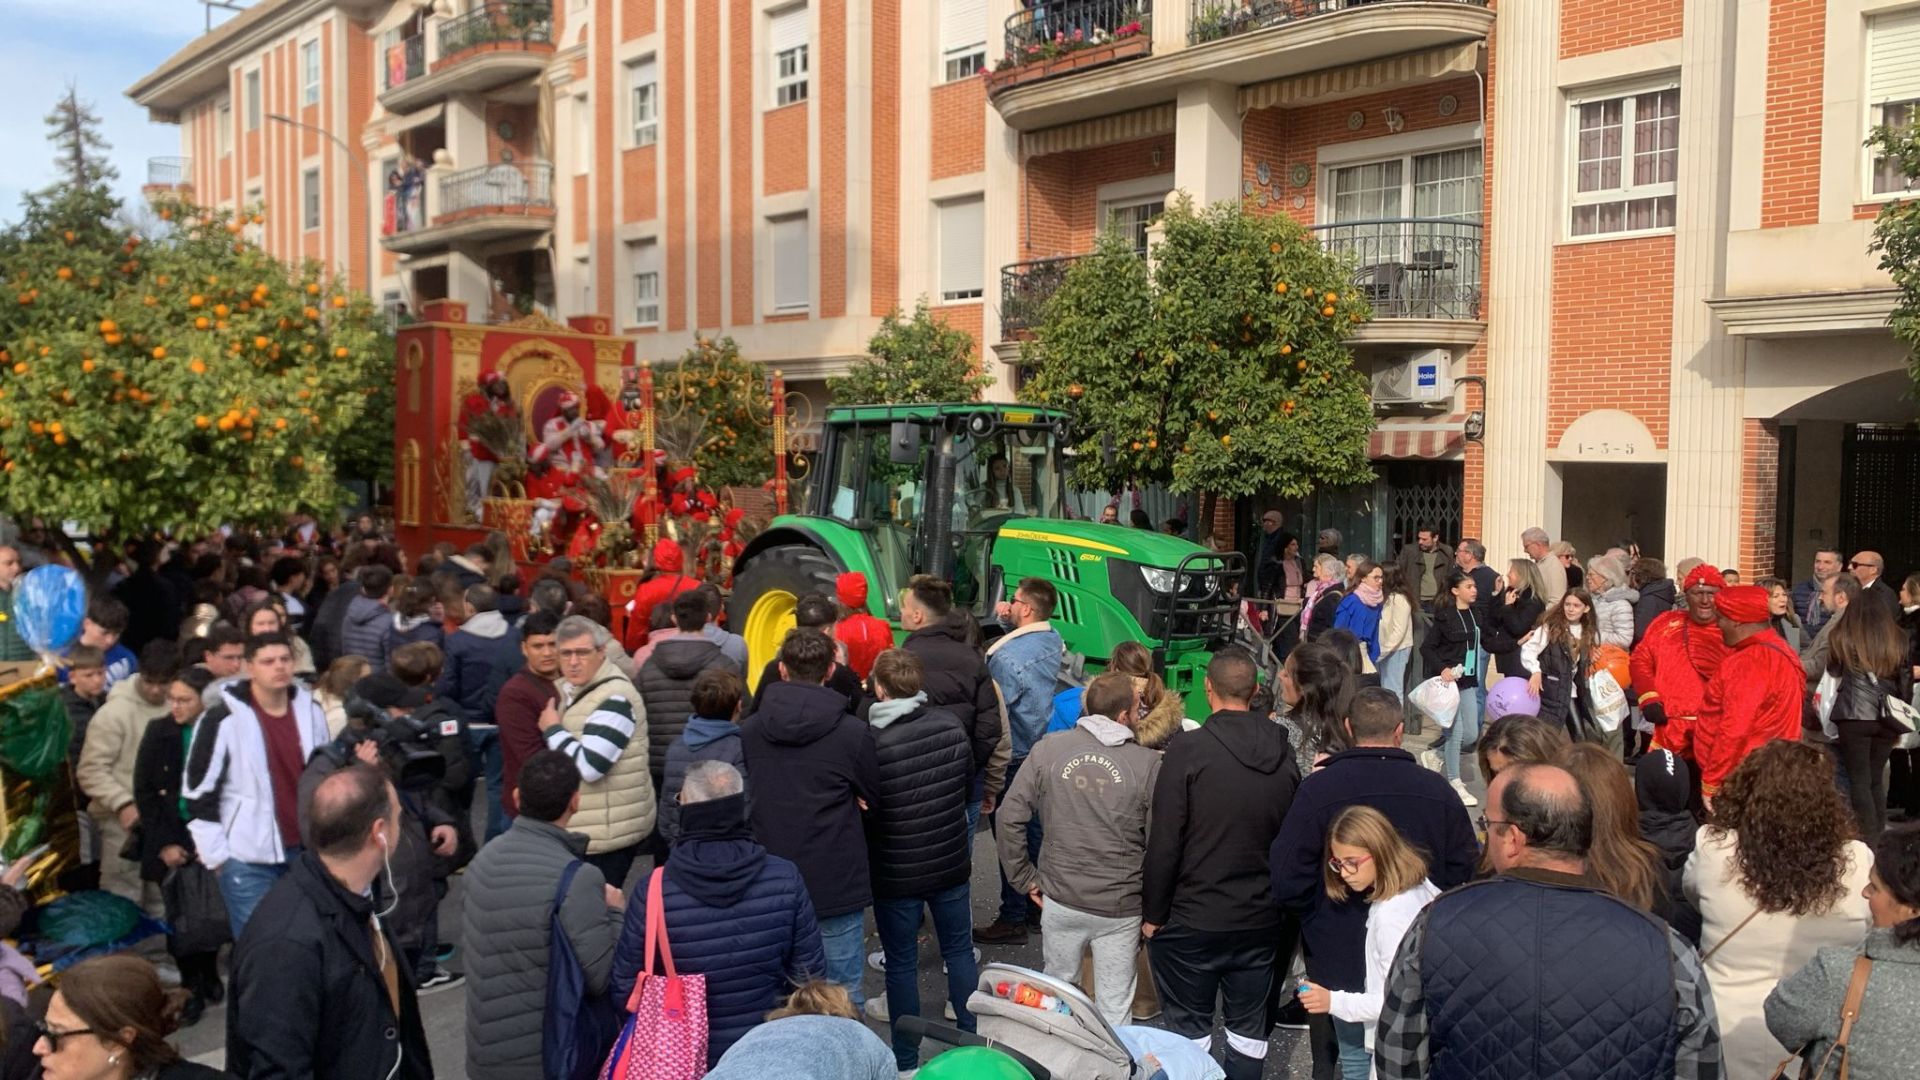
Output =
[
  {"x1": 1872, "y1": 9, "x2": 1920, "y2": 103},
  {"x1": 631, "y1": 56, "x2": 656, "y2": 97},
  {"x1": 940, "y1": 0, "x2": 987, "y2": 54},
  {"x1": 770, "y1": 6, "x2": 808, "y2": 55},
  {"x1": 772, "y1": 215, "x2": 810, "y2": 311},
  {"x1": 939, "y1": 198, "x2": 985, "y2": 298}
]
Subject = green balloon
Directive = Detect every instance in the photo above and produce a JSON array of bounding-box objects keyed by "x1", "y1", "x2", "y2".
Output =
[{"x1": 916, "y1": 1046, "x2": 1035, "y2": 1080}]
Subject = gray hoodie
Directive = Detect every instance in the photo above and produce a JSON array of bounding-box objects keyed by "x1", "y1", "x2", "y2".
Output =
[{"x1": 995, "y1": 715, "x2": 1162, "y2": 919}]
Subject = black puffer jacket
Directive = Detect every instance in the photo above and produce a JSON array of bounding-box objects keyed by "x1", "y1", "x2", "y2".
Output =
[
  {"x1": 740, "y1": 681, "x2": 881, "y2": 919},
  {"x1": 1633, "y1": 578, "x2": 1678, "y2": 645},
  {"x1": 1535, "y1": 634, "x2": 1600, "y2": 742},
  {"x1": 862, "y1": 696, "x2": 972, "y2": 899},
  {"x1": 903, "y1": 620, "x2": 998, "y2": 772},
  {"x1": 1488, "y1": 589, "x2": 1544, "y2": 678},
  {"x1": 638, "y1": 639, "x2": 740, "y2": 786}
]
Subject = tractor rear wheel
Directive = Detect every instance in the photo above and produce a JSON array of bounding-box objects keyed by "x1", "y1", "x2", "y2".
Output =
[{"x1": 728, "y1": 544, "x2": 843, "y2": 689}]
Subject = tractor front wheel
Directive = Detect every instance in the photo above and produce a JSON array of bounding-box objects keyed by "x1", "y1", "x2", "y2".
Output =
[{"x1": 727, "y1": 544, "x2": 843, "y2": 689}]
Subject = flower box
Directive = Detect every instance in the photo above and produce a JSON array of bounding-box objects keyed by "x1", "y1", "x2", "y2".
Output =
[{"x1": 986, "y1": 34, "x2": 1152, "y2": 93}]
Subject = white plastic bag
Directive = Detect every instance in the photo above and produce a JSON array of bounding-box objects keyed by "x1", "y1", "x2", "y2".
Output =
[
  {"x1": 1409, "y1": 676, "x2": 1461, "y2": 731},
  {"x1": 1812, "y1": 669, "x2": 1841, "y2": 740},
  {"x1": 1587, "y1": 669, "x2": 1629, "y2": 732}
]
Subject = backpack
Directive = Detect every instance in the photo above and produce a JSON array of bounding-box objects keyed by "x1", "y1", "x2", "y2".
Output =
[{"x1": 543, "y1": 860, "x2": 621, "y2": 1080}]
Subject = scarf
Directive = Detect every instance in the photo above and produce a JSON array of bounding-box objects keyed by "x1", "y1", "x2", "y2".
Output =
[
  {"x1": 1355, "y1": 582, "x2": 1384, "y2": 607},
  {"x1": 1302, "y1": 578, "x2": 1339, "y2": 630}
]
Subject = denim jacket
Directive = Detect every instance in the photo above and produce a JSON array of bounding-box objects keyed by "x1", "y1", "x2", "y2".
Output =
[{"x1": 986, "y1": 621, "x2": 1063, "y2": 759}]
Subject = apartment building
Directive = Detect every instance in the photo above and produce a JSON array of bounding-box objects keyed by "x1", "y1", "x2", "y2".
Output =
[{"x1": 129, "y1": 0, "x2": 1920, "y2": 574}]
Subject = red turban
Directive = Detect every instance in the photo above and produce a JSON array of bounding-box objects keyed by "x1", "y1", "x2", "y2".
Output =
[
  {"x1": 837, "y1": 572, "x2": 868, "y2": 608},
  {"x1": 1682, "y1": 564, "x2": 1727, "y2": 591},
  {"x1": 557, "y1": 390, "x2": 580, "y2": 409},
  {"x1": 650, "y1": 537, "x2": 684, "y2": 573},
  {"x1": 480, "y1": 371, "x2": 506, "y2": 388},
  {"x1": 668, "y1": 466, "x2": 698, "y2": 487},
  {"x1": 1713, "y1": 584, "x2": 1770, "y2": 624}
]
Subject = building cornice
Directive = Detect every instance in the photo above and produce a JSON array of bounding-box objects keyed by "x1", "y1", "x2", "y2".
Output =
[
  {"x1": 1705, "y1": 288, "x2": 1898, "y2": 338},
  {"x1": 127, "y1": 0, "x2": 372, "y2": 122}
]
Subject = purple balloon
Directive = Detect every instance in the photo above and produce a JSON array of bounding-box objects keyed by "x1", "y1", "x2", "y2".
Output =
[{"x1": 1485, "y1": 676, "x2": 1540, "y2": 722}]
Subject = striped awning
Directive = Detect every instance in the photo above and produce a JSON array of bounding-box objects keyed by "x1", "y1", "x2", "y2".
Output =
[
  {"x1": 1022, "y1": 103, "x2": 1176, "y2": 158},
  {"x1": 1240, "y1": 43, "x2": 1482, "y2": 113},
  {"x1": 1369, "y1": 413, "x2": 1468, "y2": 460}
]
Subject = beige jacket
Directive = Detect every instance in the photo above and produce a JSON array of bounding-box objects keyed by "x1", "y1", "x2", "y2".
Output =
[
  {"x1": 553, "y1": 657, "x2": 655, "y2": 853},
  {"x1": 77, "y1": 677, "x2": 169, "y2": 816}
]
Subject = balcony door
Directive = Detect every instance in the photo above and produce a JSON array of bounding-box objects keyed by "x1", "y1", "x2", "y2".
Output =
[{"x1": 1326, "y1": 146, "x2": 1482, "y2": 316}]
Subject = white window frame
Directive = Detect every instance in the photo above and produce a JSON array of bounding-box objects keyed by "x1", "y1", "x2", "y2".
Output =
[
  {"x1": 628, "y1": 55, "x2": 658, "y2": 148},
  {"x1": 216, "y1": 101, "x2": 232, "y2": 159},
  {"x1": 573, "y1": 93, "x2": 591, "y2": 175},
  {"x1": 938, "y1": 0, "x2": 987, "y2": 83},
  {"x1": 244, "y1": 69, "x2": 262, "y2": 130},
  {"x1": 301, "y1": 167, "x2": 322, "y2": 230},
  {"x1": 628, "y1": 238, "x2": 661, "y2": 327},
  {"x1": 1865, "y1": 11, "x2": 1920, "y2": 200},
  {"x1": 769, "y1": 212, "x2": 811, "y2": 314},
  {"x1": 1869, "y1": 99, "x2": 1920, "y2": 197},
  {"x1": 244, "y1": 184, "x2": 264, "y2": 243},
  {"x1": 1564, "y1": 83, "x2": 1680, "y2": 241},
  {"x1": 935, "y1": 195, "x2": 985, "y2": 302},
  {"x1": 1321, "y1": 144, "x2": 1484, "y2": 224},
  {"x1": 301, "y1": 40, "x2": 321, "y2": 106},
  {"x1": 770, "y1": 6, "x2": 810, "y2": 109}
]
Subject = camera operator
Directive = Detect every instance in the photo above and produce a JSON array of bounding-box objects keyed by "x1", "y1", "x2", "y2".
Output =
[
  {"x1": 390, "y1": 641, "x2": 478, "y2": 878},
  {"x1": 300, "y1": 673, "x2": 463, "y2": 994}
]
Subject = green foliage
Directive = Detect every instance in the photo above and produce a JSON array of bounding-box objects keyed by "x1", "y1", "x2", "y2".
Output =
[
  {"x1": 654, "y1": 336, "x2": 774, "y2": 490},
  {"x1": 1869, "y1": 122, "x2": 1920, "y2": 398},
  {"x1": 830, "y1": 297, "x2": 993, "y2": 405},
  {"x1": 0, "y1": 100, "x2": 389, "y2": 533},
  {"x1": 1024, "y1": 197, "x2": 1376, "y2": 501}
]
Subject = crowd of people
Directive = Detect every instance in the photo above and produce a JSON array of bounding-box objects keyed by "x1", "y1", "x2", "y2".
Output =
[{"x1": 0, "y1": 508, "x2": 1916, "y2": 1080}]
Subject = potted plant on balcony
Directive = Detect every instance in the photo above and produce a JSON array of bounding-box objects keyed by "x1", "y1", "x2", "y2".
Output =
[{"x1": 986, "y1": 15, "x2": 1152, "y2": 92}]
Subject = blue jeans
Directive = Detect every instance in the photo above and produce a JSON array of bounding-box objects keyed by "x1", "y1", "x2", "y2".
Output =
[
  {"x1": 218, "y1": 858, "x2": 290, "y2": 939},
  {"x1": 818, "y1": 910, "x2": 867, "y2": 1010},
  {"x1": 1378, "y1": 648, "x2": 1411, "y2": 703},
  {"x1": 992, "y1": 757, "x2": 1043, "y2": 925},
  {"x1": 1440, "y1": 672, "x2": 1484, "y2": 783},
  {"x1": 472, "y1": 728, "x2": 506, "y2": 841},
  {"x1": 1332, "y1": 1017, "x2": 1370, "y2": 1080},
  {"x1": 874, "y1": 882, "x2": 978, "y2": 1069}
]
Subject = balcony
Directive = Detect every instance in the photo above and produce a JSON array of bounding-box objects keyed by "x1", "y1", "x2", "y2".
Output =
[
  {"x1": 142, "y1": 156, "x2": 192, "y2": 196},
  {"x1": 381, "y1": 34, "x2": 427, "y2": 94},
  {"x1": 999, "y1": 256, "x2": 1087, "y2": 339},
  {"x1": 993, "y1": 0, "x2": 1493, "y2": 131},
  {"x1": 988, "y1": 1, "x2": 1153, "y2": 94},
  {"x1": 382, "y1": 160, "x2": 555, "y2": 254},
  {"x1": 378, "y1": 2, "x2": 555, "y2": 114}
]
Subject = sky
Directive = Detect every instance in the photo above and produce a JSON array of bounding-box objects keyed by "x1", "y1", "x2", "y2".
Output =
[{"x1": 0, "y1": 0, "x2": 235, "y2": 222}]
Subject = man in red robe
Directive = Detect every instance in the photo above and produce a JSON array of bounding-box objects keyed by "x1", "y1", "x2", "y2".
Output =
[
  {"x1": 832, "y1": 572, "x2": 893, "y2": 682},
  {"x1": 457, "y1": 371, "x2": 517, "y2": 515},
  {"x1": 1695, "y1": 584, "x2": 1805, "y2": 800},
  {"x1": 532, "y1": 391, "x2": 604, "y2": 475},
  {"x1": 1630, "y1": 563, "x2": 1728, "y2": 761},
  {"x1": 623, "y1": 538, "x2": 700, "y2": 654}
]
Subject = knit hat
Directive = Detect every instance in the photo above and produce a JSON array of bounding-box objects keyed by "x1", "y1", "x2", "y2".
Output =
[
  {"x1": 650, "y1": 538, "x2": 685, "y2": 574},
  {"x1": 1682, "y1": 564, "x2": 1727, "y2": 591},
  {"x1": 836, "y1": 572, "x2": 868, "y2": 608},
  {"x1": 1634, "y1": 749, "x2": 1693, "y2": 814},
  {"x1": 1713, "y1": 584, "x2": 1769, "y2": 624}
]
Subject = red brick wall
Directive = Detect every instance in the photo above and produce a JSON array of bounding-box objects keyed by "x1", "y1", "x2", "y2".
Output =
[
  {"x1": 871, "y1": 0, "x2": 900, "y2": 316},
  {"x1": 934, "y1": 302, "x2": 984, "y2": 357},
  {"x1": 930, "y1": 78, "x2": 985, "y2": 181},
  {"x1": 1547, "y1": 236, "x2": 1674, "y2": 446},
  {"x1": 1018, "y1": 134, "x2": 1172, "y2": 259},
  {"x1": 1740, "y1": 419, "x2": 1782, "y2": 578},
  {"x1": 665, "y1": 0, "x2": 686, "y2": 331},
  {"x1": 764, "y1": 104, "x2": 809, "y2": 194},
  {"x1": 595, "y1": 0, "x2": 618, "y2": 316},
  {"x1": 1560, "y1": 0, "x2": 1684, "y2": 58},
  {"x1": 620, "y1": 146, "x2": 658, "y2": 222},
  {"x1": 1761, "y1": 0, "x2": 1825, "y2": 228},
  {"x1": 573, "y1": 173, "x2": 589, "y2": 243},
  {"x1": 484, "y1": 102, "x2": 539, "y2": 164},
  {"x1": 621, "y1": 0, "x2": 654, "y2": 40}
]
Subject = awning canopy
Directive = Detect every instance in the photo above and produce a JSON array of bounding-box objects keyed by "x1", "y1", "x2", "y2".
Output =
[
  {"x1": 1369, "y1": 413, "x2": 1467, "y2": 460},
  {"x1": 1022, "y1": 103, "x2": 1175, "y2": 159},
  {"x1": 1240, "y1": 43, "x2": 1481, "y2": 113},
  {"x1": 389, "y1": 103, "x2": 446, "y2": 134}
]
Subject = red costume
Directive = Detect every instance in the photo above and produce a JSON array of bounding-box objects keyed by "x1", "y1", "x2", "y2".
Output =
[
  {"x1": 1695, "y1": 586, "x2": 1805, "y2": 798},
  {"x1": 532, "y1": 391, "x2": 604, "y2": 473},
  {"x1": 623, "y1": 538, "x2": 701, "y2": 653},
  {"x1": 833, "y1": 572, "x2": 893, "y2": 681},
  {"x1": 1630, "y1": 565, "x2": 1729, "y2": 759},
  {"x1": 458, "y1": 372, "x2": 517, "y2": 461}
]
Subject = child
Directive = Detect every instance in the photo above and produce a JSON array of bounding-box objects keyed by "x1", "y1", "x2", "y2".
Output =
[
  {"x1": 1635, "y1": 748, "x2": 1700, "y2": 943},
  {"x1": 1297, "y1": 805, "x2": 1441, "y2": 1080},
  {"x1": 61, "y1": 645, "x2": 110, "y2": 888},
  {"x1": 59, "y1": 596, "x2": 137, "y2": 689},
  {"x1": 1522, "y1": 587, "x2": 1602, "y2": 744},
  {"x1": 656, "y1": 668, "x2": 748, "y2": 846}
]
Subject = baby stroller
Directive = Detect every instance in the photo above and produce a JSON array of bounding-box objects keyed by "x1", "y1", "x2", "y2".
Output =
[{"x1": 904, "y1": 962, "x2": 1139, "y2": 1080}]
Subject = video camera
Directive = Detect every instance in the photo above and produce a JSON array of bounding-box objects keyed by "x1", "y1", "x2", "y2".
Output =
[{"x1": 318, "y1": 694, "x2": 447, "y2": 792}]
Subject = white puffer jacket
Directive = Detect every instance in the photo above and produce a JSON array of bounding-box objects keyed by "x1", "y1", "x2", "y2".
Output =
[{"x1": 1595, "y1": 586, "x2": 1639, "y2": 649}]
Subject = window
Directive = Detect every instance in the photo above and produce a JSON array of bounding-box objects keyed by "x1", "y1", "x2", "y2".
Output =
[
  {"x1": 245, "y1": 70, "x2": 261, "y2": 130},
  {"x1": 939, "y1": 0, "x2": 987, "y2": 82},
  {"x1": 302, "y1": 168, "x2": 322, "y2": 229},
  {"x1": 1102, "y1": 196, "x2": 1165, "y2": 255},
  {"x1": 573, "y1": 93, "x2": 591, "y2": 174},
  {"x1": 301, "y1": 40, "x2": 320, "y2": 106},
  {"x1": 627, "y1": 239, "x2": 661, "y2": 326},
  {"x1": 1568, "y1": 87, "x2": 1679, "y2": 238},
  {"x1": 770, "y1": 213, "x2": 810, "y2": 313},
  {"x1": 1869, "y1": 11, "x2": 1920, "y2": 195},
  {"x1": 628, "y1": 56, "x2": 658, "y2": 147},
  {"x1": 936, "y1": 196, "x2": 985, "y2": 301},
  {"x1": 1328, "y1": 147, "x2": 1483, "y2": 223},
  {"x1": 771, "y1": 6, "x2": 809, "y2": 108},
  {"x1": 216, "y1": 102, "x2": 232, "y2": 158},
  {"x1": 1327, "y1": 147, "x2": 1483, "y2": 313}
]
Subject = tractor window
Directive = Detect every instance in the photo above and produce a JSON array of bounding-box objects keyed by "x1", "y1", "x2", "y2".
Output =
[
  {"x1": 953, "y1": 428, "x2": 1063, "y2": 524},
  {"x1": 825, "y1": 423, "x2": 919, "y2": 610}
]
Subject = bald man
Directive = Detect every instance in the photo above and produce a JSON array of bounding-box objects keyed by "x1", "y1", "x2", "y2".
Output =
[
  {"x1": 1849, "y1": 551, "x2": 1902, "y2": 621},
  {"x1": 1375, "y1": 764, "x2": 1722, "y2": 1079}
]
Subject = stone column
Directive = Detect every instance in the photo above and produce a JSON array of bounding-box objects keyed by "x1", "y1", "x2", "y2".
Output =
[
  {"x1": 983, "y1": 0, "x2": 1024, "y2": 400},
  {"x1": 1173, "y1": 80, "x2": 1241, "y2": 207}
]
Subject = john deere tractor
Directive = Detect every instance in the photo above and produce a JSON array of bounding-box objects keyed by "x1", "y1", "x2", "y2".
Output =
[{"x1": 726, "y1": 403, "x2": 1245, "y2": 716}]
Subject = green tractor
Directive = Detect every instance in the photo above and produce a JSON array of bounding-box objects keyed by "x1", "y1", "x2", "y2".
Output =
[{"x1": 726, "y1": 402, "x2": 1246, "y2": 716}]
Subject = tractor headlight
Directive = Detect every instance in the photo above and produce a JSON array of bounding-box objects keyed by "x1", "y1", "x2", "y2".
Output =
[{"x1": 1139, "y1": 565, "x2": 1179, "y2": 594}]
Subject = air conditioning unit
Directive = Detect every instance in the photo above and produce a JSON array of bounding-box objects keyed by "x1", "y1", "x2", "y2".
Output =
[{"x1": 1369, "y1": 349, "x2": 1451, "y2": 407}]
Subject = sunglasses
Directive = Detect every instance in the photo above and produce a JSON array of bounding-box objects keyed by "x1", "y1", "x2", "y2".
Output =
[
  {"x1": 34, "y1": 1020, "x2": 99, "y2": 1053},
  {"x1": 1848, "y1": 561, "x2": 1878, "y2": 570}
]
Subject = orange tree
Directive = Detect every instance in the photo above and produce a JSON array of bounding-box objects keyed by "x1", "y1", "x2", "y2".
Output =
[
  {"x1": 1024, "y1": 197, "x2": 1375, "y2": 502},
  {"x1": 653, "y1": 335, "x2": 775, "y2": 490},
  {"x1": 0, "y1": 145, "x2": 386, "y2": 534}
]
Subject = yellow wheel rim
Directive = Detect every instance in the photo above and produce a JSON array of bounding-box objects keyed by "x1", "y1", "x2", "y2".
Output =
[{"x1": 742, "y1": 588, "x2": 798, "y2": 692}]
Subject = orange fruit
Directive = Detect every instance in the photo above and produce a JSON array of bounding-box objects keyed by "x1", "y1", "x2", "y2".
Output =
[
  {"x1": 10, "y1": 362, "x2": 24, "y2": 375},
  {"x1": 152, "y1": 347, "x2": 167, "y2": 360},
  {"x1": 303, "y1": 306, "x2": 319, "y2": 320},
  {"x1": 195, "y1": 415, "x2": 210, "y2": 429},
  {"x1": 1269, "y1": 243, "x2": 1281, "y2": 253},
  {"x1": 253, "y1": 336, "x2": 269, "y2": 350},
  {"x1": 306, "y1": 283, "x2": 320, "y2": 295},
  {"x1": 1322, "y1": 306, "x2": 1336, "y2": 317},
  {"x1": 189, "y1": 295, "x2": 204, "y2": 307},
  {"x1": 189, "y1": 359, "x2": 206, "y2": 375},
  {"x1": 1221, "y1": 434, "x2": 1232, "y2": 447},
  {"x1": 55, "y1": 267, "x2": 71, "y2": 280},
  {"x1": 331, "y1": 295, "x2": 347, "y2": 308},
  {"x1": 290, "y1": 455, "x2": 304, "y2": 467},
  {"x1": 273, "y1": 417, "x2": 287, "y2": 430},
  {"x1": 217, "y1": 416, "x2": 235, "y2": 432},
  {"x1": 81, "y1": 360, "x2": 94, "y2": 373},
  {"x1": 1297, "y1": 360, "x2": 1308, "y2": 372},
  {"x1": 103, "y1": 333, "x2": 122, "y2": 345},
  {"x1": 52, "y1": 432, "x2": 66, "y2": 446},
  {"x1": 99, "y1": 319, "x2": 117, "y2": 334},
  {"x1": 1275, "y1": 282, "x2": 1288, "y2": 294},
  {"x1": 1280, "y1": 344, "x2": 1293, "y2": 355},
  {"x1": 334, "y1": 347, "x2": 349, "y2": 359},
  {"x1": 47, "y1": 421, "x2": 61, "y2": 435},
  {"x1": 214, "y1": 304, "x2": 230, "y2": 317},
  {"x1": 28, "y1": 422, "x2": 42, "y2": 435},
  {"x1": 195, "y1": 316, "x2": 210, "y2": 330},
  {"x1": 61, "y1": 231, "x2": 74, "y2": 244}
]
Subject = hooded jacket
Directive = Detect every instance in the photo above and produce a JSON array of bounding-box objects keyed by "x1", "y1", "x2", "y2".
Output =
[
  {"x1": 902, "y1": 620, "x2": 999, "y2": 773},
  {"x1": 1633, "y1": 578, "x2": 1678, "y2": 646},
  {"x1": 1635, "y1": 749, "x2": 1696, "y2": 903},
  {"x1": 622, "y1": 540, "x2": 700, "y2": 653},
  {"x1": 1142, "y1": 710, "x2": 1300, "y2": 932},
  {"x1": 999, "y1": 716, "x2": 1162, "y2": 918},
  {"x1": 657, "y1": 715, "x2": 749, "y2": 845},
  {"x1": 384, "y1": 611, "x2": 444, "y2": 660},
  {"x1": 184, "y1": 679, "x2": 332, "y2": 869},
  {"x1": 609, "y1": 795, "x2": 826, "y2": 1067},
  {"x1": 339, "y1": 594, "x2": 392, "y2": 670},
  {"x1": 638, "y1": 639, "x2": 741, "y2": 787},
  {"x1": 309, "y1": 580, "x2": 361, "y2": 670},
  {"x1": 437, "y1": 610, "x2": 523, "y2": 731},
  {"x1": 864, "y1": 694, "x2": 973, "y2": 899},
  {"x1": 740, "y1": 681, "x2": 880, "y2": 918}
]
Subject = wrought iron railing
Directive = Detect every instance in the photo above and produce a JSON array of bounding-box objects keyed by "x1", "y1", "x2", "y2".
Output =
[
  {"x1": 999, "y1": 255, "x2": 1087, "y2": 339},
  {"x1": 1004, "y1": 0, "x2": 1152, "y2": 64},
  {"x1": 437, "y1": 160, "x2": 555, "y2": 218},
  {"x1": 1309, "y1": 218, "x2": 1482, "y2": 320},
  {"x1": 1189, "y1": 0, "x2": 1488, "y2": 44},
  {"x1": 383, "y1": 34, "x2": 426, "y2": 90},
  {"x1": 437, "y1": 1, "x2": 554, "y2": 59},
  {"x1": 146, "y1": 157, "x2": 191, "y2": 187}
]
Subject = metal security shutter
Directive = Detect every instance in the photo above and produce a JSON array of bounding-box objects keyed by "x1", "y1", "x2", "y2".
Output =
[
  {"x1": 1872, "y1": 8, "x2": 1920, "y2": 102},
  {"x1": 938, "y1": 197, "x2": 985, "y2": 300},
  {"x1": 770, "y1": 5, "x2": 808, "y2": 55},
  {"x1": 772, "y1": 214, "x2": 810, "y2": 312},
  {"x1": 940, "y1": 0, "x2": 987, "y2": 55}
]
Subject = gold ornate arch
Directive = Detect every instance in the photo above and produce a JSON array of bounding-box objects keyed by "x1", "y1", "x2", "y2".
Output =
[{"x1": 495, "y1": 339, "x2": 585, "y2": 441}]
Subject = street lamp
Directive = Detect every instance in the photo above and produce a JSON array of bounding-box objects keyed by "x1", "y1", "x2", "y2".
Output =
[{"x1": 267, "y1": 113, "x2": 372, "y2": 292}]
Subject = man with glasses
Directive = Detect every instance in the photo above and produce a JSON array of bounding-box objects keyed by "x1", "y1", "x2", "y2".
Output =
[
  {"x1": 539, "y1": 615, "x2": 652, "y2": 889},
  {"x1": 1848, "y1": 550, "x2": 1902, "y2": 620},
  {"x1": 1377, "y1": 763, "x2": 1721, "y2": 1080},
  {"x1": 976, "y1": 578, "x2": 1064, "y2": 946}
]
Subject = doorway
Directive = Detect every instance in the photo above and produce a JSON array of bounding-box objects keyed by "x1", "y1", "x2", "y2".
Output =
[{"x1": 1554, "y1": 462, "x2": 1667, "y2": 561}]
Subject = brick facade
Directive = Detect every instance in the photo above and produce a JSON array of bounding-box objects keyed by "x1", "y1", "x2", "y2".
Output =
[
  {"x1": 1762, "y1": 0, "x2": 1825, "y2": 229},
  {"x1": 1547, "y1": 236, "x2": 1675, "y2": 447},
  {"x1": 1740, "y1": 418, "x2": 1782, "y2": 578},
  {"x1": 1559, "y1": 0, "x2": 1684, "y2": 58}
]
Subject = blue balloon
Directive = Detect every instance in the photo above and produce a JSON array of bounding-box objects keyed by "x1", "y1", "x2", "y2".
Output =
[{"x1": 13, "y1": 565, "x2": 86, "y2": 657}]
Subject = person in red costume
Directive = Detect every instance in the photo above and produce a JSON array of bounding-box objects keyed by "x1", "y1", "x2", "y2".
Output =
[
  {"x1": 1694, "y1": 584, "x2": 1805, "y2": 801},
  {"x1": 525, "y1": 458, "x2": 585, "y2": 547},
  {"x1": 1630, "y1": 563, "x2": 1728, "y2": 761},
  {"x1": 532, "y1": 391, "x2": 605, "y2": 475},
  {"x1": 458, "y1": 371, "x2": 518, "y2": 515},
  {"x1": 832, "y1": 572, "x2": 893, "y2": 681},
  {"x1": 623, "y1": 538, "x2": 700, "y2": 653}
]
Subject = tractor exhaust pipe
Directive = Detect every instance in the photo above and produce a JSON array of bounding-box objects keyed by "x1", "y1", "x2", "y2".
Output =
[{"x1": 924, "y1": 430, "x2": 958, "y2": 582}]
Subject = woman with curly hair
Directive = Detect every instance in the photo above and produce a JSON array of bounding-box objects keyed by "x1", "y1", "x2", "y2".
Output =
[{"x1": 1683, "y1": 740, "x2": 1872, "y2": 1077}]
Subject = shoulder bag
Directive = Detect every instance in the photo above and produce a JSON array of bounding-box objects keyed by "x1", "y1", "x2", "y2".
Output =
[
  {"x1": 1768, "y1": 955, "x2": 1872, "y2": 1080},
  {"x1": 600, "y1": 867, "x2": 708, "y2": 1080}
]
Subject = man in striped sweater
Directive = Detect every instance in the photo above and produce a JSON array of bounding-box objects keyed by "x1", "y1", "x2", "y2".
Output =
[{"x1": 539, "y1": 614, "x2": 655, "y2": 890}]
